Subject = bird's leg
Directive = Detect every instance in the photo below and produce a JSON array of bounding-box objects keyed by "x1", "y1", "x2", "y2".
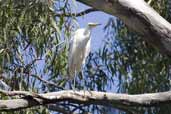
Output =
[
  {"x1": 72, "y1": 70, "x2": 77, "y2": 91},
  {"x1": 68, "y1": 78, "x2": 72, "y2": 90},
  {"x1": 82, "y1": 65, "x2": 92, "y2": 95},
  {"x1": 81, "y1": 64, "x2": 86, "y2": 92},
  {"x1": 70, "y1": 70, "x2": 77, "y2": 91}
]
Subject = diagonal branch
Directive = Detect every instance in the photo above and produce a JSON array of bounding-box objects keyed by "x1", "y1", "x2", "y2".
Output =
[
  {"x1": 76, "y1": 0, "x2": 171, "y2": 56},
  {"x1": 0, "y1": 90, "x2": 171, "y2": 112},
  {"x1": 30, "y1": 74, "x2": 65, "y2": 90},
  {"x1": 55, "y1": 8, "x2": 98, "y2": 17}
]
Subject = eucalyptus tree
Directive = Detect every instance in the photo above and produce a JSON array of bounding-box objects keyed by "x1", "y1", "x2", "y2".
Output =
[{"x1": 0, "y1": 0, "x2": 171, "y2": 114}]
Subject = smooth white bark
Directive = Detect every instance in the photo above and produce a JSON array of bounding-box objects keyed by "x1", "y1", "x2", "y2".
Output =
[
  {"x1": 77, "y1": 0, "x2": 171, "y2": 56},
  {"x1": 0, "y1": 90, "x2": 171, "y2": 111}
]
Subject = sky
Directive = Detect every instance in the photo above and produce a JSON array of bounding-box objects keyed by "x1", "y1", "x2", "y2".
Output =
[
  {"x1": 74, "y1": 1, "x2": 114, "y2": 52},
  {"x1": 35, "y1": 1, "x2": 119, "y2": 93},
  {"x1": 73, "y1": 1, "x2": 119, "y2": 93},
  {"x1": 72, "y1": 3, "x2": 127, "y2": 113}
]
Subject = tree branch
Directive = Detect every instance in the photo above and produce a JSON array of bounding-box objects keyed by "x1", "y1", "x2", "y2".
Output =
[
  {"x1": 0, "y1": 89, "x2": 48, "y2": 100},
  {"x1": 55, "y1": 8, "x2": 98, "y2": 17},
  {"x1": 30, "y1": 74, "x2": 65, "y2": 90},
  {"x1": 0, "y1": 90, "x2": 171, "y2": 112},
  {"x1": 76, "y1": 0, "x2": 171, "y2": 56}
]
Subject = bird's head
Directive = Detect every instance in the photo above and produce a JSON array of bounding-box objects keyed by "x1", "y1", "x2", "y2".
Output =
[{"x1": 88, "y1": 22, "x2": 101, "y2": 29}]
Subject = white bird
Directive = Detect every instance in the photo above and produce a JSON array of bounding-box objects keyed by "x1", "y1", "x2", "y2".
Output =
[{"x1": 68, "y1": 23, "x2": 100, "y2": 81}]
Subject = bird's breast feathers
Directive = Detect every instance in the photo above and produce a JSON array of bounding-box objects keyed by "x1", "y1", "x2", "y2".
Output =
[{"x1": 74, "y1": 29, "x2": 90, "y2": 40}]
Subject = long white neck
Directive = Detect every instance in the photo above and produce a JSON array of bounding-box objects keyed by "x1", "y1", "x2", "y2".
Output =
[{"x1": 84, "y1": 25, "x2": 91, "y2": 35}]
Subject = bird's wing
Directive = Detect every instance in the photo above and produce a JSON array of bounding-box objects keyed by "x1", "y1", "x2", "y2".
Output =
[
  {"x1": 68, "y1": 37, "x2": 74, "y2": 53},
  {"x1": 68, "y1": 29, "x2": 80, "y2": 52},
  {"x1": 68, "y1": 29, "x2": 83, "y2": 56},
  {"x1": 68, "y1": 31, "x2": 76, "y2": 78},
  {"x1": 68, "y1": 37, "x2": 73, "y2": 65},
  {"x1": 82, "y1": 39, "x2": 91, "y2": 66},
  {"x1": 68, "y1": 28, "x2": 89, "y2": 78}
]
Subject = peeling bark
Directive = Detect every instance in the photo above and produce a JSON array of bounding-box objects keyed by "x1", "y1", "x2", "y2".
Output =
[
  {"x1": 77, "y1": 0, "x2": 171, "y2": 56},
  {"x1": 0, "y1": 90, "x2": 171, "y2": 111}
]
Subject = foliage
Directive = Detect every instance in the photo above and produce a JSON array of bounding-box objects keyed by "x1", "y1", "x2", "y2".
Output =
[
  {"x1": 84, "y1": 0, "x2": 171, "y2": 113},
  {"x1": 0, "y1": 0, "x2": 73, "y2": 91},
  {"x1": 0, "y1": 0, "x2": 73, "y2": 113},
  {"x1": 0, "y1": 0, "x2": 171, "y2": 114}
]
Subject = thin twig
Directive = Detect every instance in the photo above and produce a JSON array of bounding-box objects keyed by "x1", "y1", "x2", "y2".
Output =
[
  {"x1": 147, "y1": 0, "x2": 153, "y2": 5},
  {"x1": 55, "y1": 8, "x2": 98, "y2": 17},
  {"x1": 30, "y1": 74, "x2": 65, "y2": 90}
]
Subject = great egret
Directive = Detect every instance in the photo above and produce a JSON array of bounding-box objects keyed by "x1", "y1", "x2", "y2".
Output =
[{"x1": 68, "y1": 22, "x2": 100, "y2": 88}]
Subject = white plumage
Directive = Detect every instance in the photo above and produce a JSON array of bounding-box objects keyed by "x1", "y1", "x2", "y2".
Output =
[{"x1": 68, "y1": 23, "x2": 100, "y2": 79}]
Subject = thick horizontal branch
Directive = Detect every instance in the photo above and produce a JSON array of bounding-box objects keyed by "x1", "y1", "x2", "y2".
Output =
[
  {"x1": 55, "y1": 8, "x2": 98, "y2": 17},
  {"x1": 77, "y1": 0, "x2": 171, "y2": 56},
  {"x1": 0, "y1": 90, "x2": 171, "y2": 112}
]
